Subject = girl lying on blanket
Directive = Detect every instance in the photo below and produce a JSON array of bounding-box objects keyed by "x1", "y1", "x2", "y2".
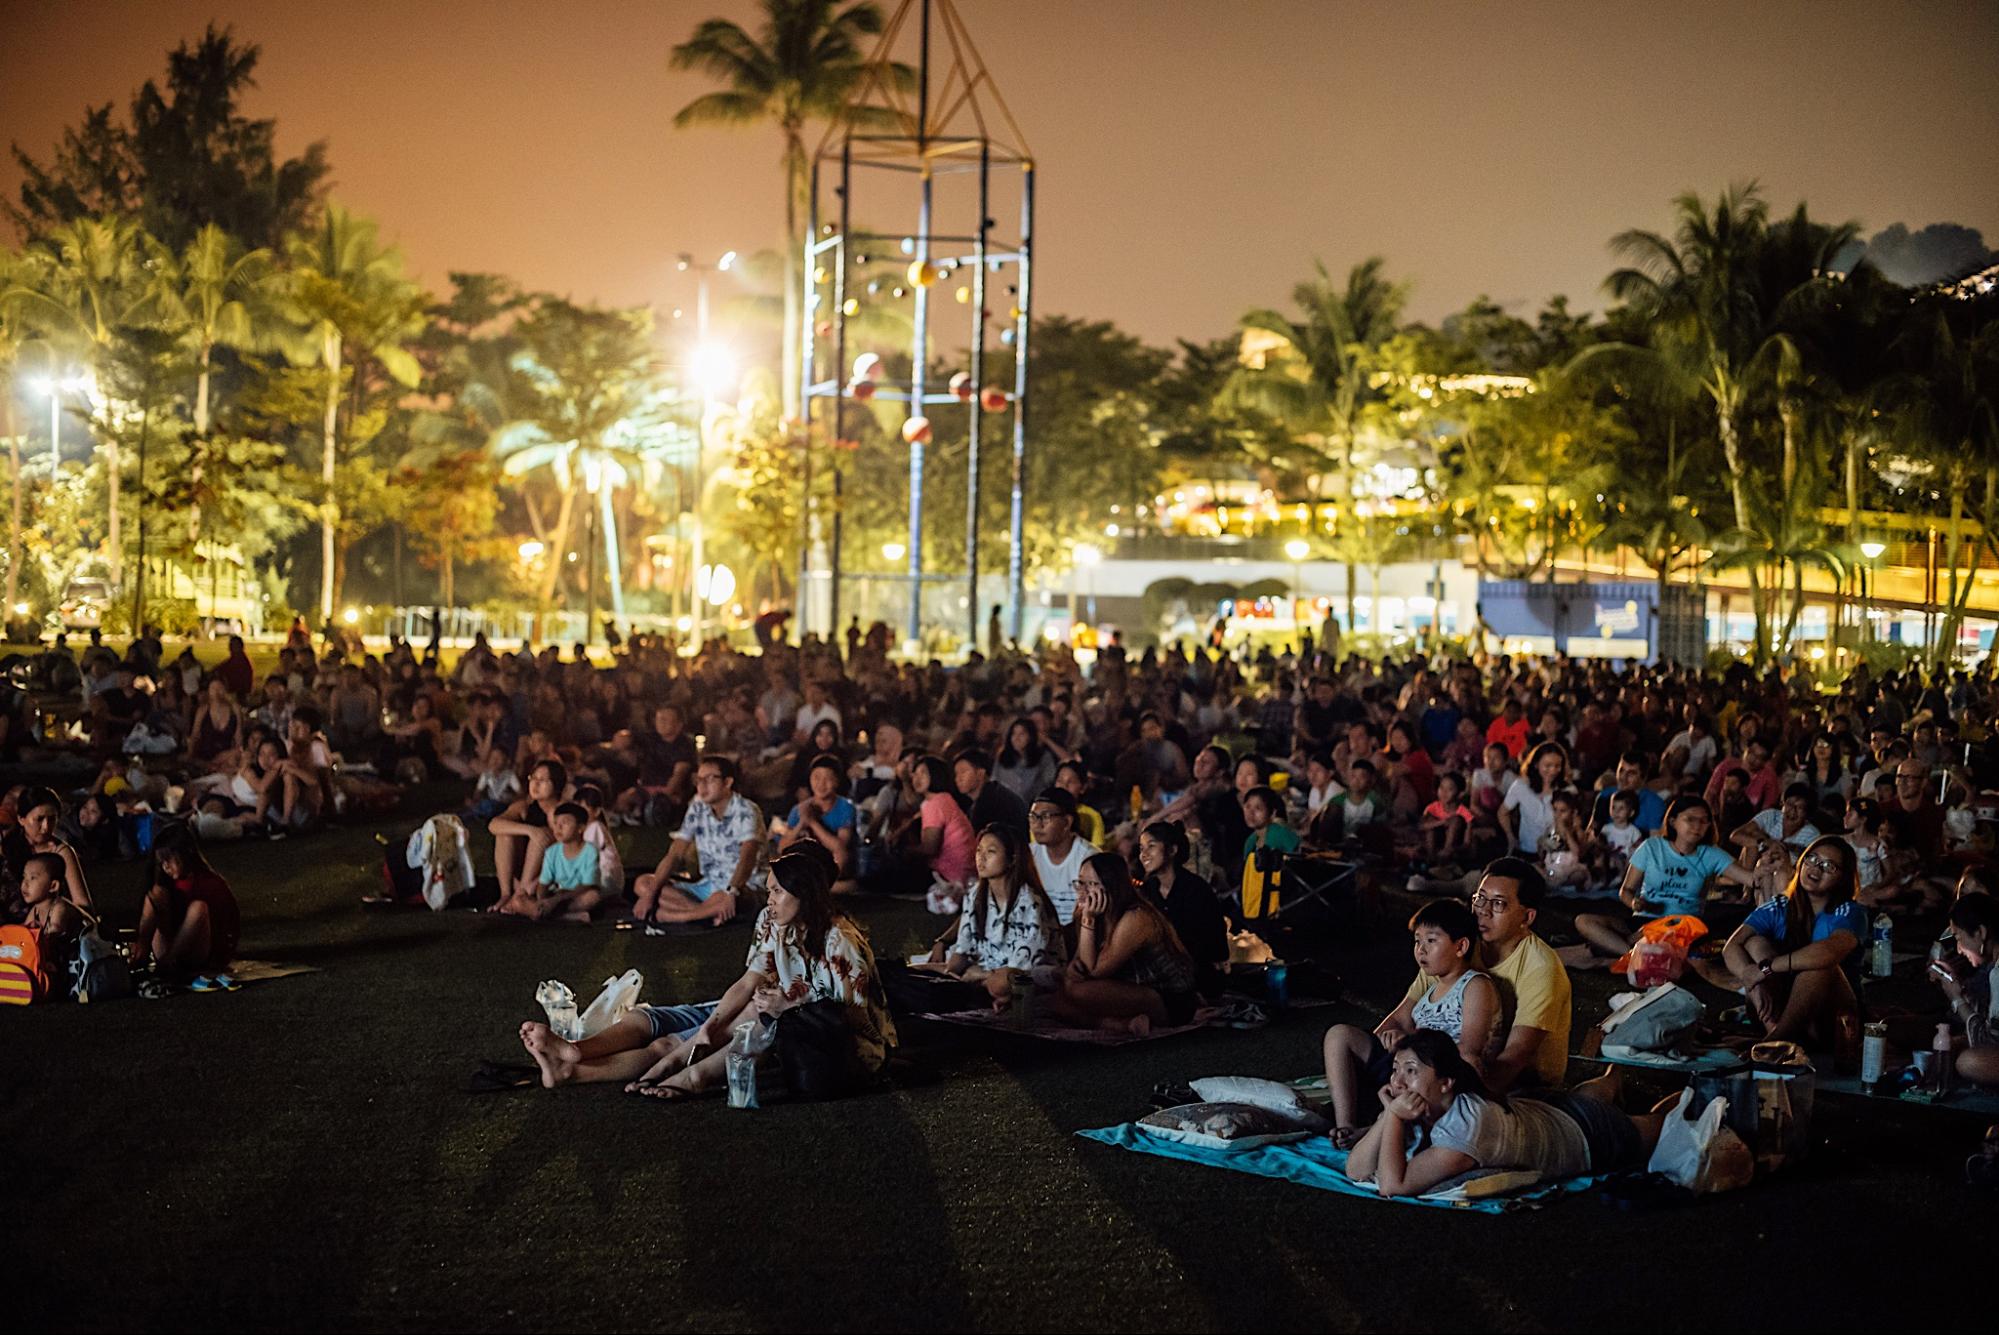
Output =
[
  {"x1": 1322, "y1": 898, "x2": 1502, "y2": 1149},
  {"x1": 1344, "y1": 1030, "x2": 1669, "y2": 1197}
]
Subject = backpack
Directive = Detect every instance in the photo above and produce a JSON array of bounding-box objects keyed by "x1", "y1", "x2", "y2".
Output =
[
  {"x1": 0, "y1": 923, "x2": 55, "y2": 1005},
  {"x1": 1600, "y1": 982, "x2": 1703, "y2": 1056},
  {"x1": 70, "y1": 908, "x2": 132, "y2": 1003}
]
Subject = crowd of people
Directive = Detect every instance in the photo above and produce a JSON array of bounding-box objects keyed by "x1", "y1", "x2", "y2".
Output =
[{"x1": 4, "y1": 615, "x2": 1997, "y2": 1156}]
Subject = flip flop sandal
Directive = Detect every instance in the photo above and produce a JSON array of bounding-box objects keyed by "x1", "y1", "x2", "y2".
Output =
[
  {"x1": 469, "y1": 1062, "x2": 539, "y2": 1093},
  {"x1": 211, "y1": 973, "x2": 240, "y2": 991},
  {"x1": 189, "y1": 975, "x2": 218, "y2": 992}
]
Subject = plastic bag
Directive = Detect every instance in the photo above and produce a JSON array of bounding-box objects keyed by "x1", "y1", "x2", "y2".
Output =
[
  {"x1": 726, "y1": 1013, "x2": 780, "y2": 1108},
  {"x1": 1611, "y1": 914, "x2": 1708, "y2": 983},
  {"x1": 1647, "y1": 1090, "x2": 1754, "y2": 1194},
  {"x1": 1690, "y1": 1062, "x2": 1814, "y2": 1174},
  {"x1": 536, "y1": 968, "x2": 644, "y2": 1042}
]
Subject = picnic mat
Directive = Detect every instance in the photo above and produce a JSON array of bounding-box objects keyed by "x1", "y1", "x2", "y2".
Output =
[
  {"x1": 226, "y1": 959, "x2": 321, "y2": 984},
  {"x1": 1076, "y1": 1123, "x2": 1599, "y2": 1212},
  {"x1": 915, "y1": 1004, "x2": 1226, "y2": 1044},
  {"x1": 1814, "y1": 1072, "x2": 1999, "y2": 1117}
]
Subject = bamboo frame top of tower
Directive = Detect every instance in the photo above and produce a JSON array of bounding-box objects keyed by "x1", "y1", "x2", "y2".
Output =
[{"x1": 816, "y1": 0, "x2": 1035, "y2": 170}]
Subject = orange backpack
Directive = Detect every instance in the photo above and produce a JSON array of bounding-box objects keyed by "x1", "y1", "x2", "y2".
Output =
[{"x1": 0, "y1": 923, "x2": 54, "y2": 1005}]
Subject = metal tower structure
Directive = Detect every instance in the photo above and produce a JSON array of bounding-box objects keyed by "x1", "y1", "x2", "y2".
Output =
[{"x1": 800, "y1": 0, "x2": 1035, "y2": 649}]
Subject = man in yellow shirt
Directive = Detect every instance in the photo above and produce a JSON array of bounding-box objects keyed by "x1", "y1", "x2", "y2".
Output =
[{"x1": 1400, "y1": 857, "x2": 1571, "y2": 1089}]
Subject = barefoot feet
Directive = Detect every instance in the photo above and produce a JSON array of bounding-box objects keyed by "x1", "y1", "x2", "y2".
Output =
[{"x1": 520, "y1": 1022, "x2": 582, "y2": 1088}]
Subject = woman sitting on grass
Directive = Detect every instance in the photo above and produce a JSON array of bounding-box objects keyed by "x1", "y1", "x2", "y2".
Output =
[
  {"x1": 913, "y1": 823, "x2": 1066, "y2": 1008},
  {"x1": 2, "y1": 787, "x2": 93, "y2": 912},
  {"x1": 1717, "y1": 834, "x2": 1865, "y2": 1045},
  {"x1": 489, "y1": 759, "x2": 567, "y2": 916},
  {"x1": 1040, "y1": 852, "x2": 1198, "y2": 1036},
  {"x1": 1344, "y1": 1029, "x2": 1666, "y2": 1197},
  {"x1": 132, "y1": 825, "x2": 240, "y2": 993},
  {"x1": 1323, "y1": 899, "x2": 1502, "y2": 1148},
  {"x1": 523, "y1": 845, "x2": 895, "y2": 1099}
]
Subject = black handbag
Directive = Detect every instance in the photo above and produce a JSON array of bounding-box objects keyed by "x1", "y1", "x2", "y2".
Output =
[{"x1": 774, "y1": 999, "x2": 866, "y2": 1101}]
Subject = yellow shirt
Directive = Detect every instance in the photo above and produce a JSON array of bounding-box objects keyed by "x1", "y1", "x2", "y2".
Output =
[{"x1": 1402, "y1": 932, "x2": 1571, "y2": 1086}]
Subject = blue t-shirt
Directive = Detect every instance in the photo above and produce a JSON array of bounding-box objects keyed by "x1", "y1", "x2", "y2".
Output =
[
  {"x1": 1742, "y1": 897, "x2": 1867, "y2": 951},
  {"x1": 539, "y1": 841, "x2": 600, "y2": 891},
  {"x1": 1629, "y1": 839, "x2": 1736, "y2": 917},
  {"x1": 785, "y1": 796, "x2": 857, "y2": 836},
  {"x1": 1594, "y1": 785, "x2": 1667, "y2": 833}
]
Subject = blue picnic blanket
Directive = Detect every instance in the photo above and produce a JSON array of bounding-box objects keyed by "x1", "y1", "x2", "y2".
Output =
[{"x1": 1077, "y1": 1122, "x2": 1601, "y2": 1213}]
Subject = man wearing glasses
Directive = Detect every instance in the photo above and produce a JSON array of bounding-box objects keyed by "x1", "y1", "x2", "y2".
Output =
[
  {"x1": 1028, "y1": 788, "x2": 1097, "y2": 925},
  {"x1": 1398, "y1": 858, "x2": 1572, "y2": 1091},
  {"x1": 1882, "y1": 759, "x2": 1945, "y2": 864}
]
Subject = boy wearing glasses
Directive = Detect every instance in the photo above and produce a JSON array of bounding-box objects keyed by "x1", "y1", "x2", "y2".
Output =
[{"x1": 1028, "y1": 788, "x2": 1096, "y2": 925}]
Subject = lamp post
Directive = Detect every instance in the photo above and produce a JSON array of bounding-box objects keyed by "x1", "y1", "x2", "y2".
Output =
[
  {"x1": 1071, "y1": 542, "x2": 1101, "y2": 641},
  {"x1": 678, "y1": 250, "x2": 736, "y2": 649},
  {"x1": 1860, "y1": 540, "x2": 1885, "y2": 645},
  {"x1": 1284, "y1": 538, "x2": 1310, "y2": 643}
]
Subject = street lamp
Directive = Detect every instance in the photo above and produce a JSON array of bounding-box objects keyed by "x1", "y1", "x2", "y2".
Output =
[
  {"x1": 676, "y1": 250, "x2": 739, "y2": 645},
  {"x1": 881, "y1": 542, "x2": 906, "y2": 563},
  {"x1": 1284, "y1": 538, "x2": 1310, "y2": 640},
  {"x1": 1860, "y1": 541, "x2": 1886, "y2": 643},
  {"x1": 1070, "y1": 543, "x2": 1102, "y2": 638},
  {"x1": 29, "y1": 371, "x2": 91, "y2": 479}
]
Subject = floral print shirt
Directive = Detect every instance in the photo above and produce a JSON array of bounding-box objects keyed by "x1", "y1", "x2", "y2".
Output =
[
  {"x1": 676, "y1": 793, "x2": 766, "y2": 890},
  {"x1": 950, "y1": 884, "x2": 1069, "y2": 974},
  {"x1": 745, "y1": 907, "x2": 897, "y2": 1070}
]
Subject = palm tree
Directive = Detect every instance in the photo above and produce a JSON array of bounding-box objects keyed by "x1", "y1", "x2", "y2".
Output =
[
  {"x1": 163, "y1": 224, "x2": 277, "y2": 547},
  {"x1": 669, "y1": 0, "x2": 907, "y2": 414},
  {"x1": 5, "y1": 214, "x2": 171, "y2": 589},
  {"x1": 490, "y1": 299, "x2": 674, "y2": 619},
  {"x1": 1893, "y1": 305, "x2": 1999, "y2": 661},
  {"x1": 1604, "y1": 185, "x2": 1858, "y2": 661},
  {"x1": 282, "y1": 204, "x2": 424, "y2": 619},
  {"x1": 0, "y1": 255, "x2": 26, "y2": 617},
  {"x1": 1233, "y1": 257, "x2": 1407, "y2": 624}
]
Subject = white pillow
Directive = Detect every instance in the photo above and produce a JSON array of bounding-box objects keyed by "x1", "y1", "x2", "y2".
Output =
[
  {"x1": 1137, "y1": 1102, "x2": 1318, "y2": 1150},
  {"x1": 1189, "y1": 1076, "x2": 1324, "y2": 1125}
]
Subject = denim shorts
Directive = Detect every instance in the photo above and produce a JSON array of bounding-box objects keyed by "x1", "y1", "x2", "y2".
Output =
[{"x1": 640, "y1": 1001, "x2": 717, "y2": 1042}]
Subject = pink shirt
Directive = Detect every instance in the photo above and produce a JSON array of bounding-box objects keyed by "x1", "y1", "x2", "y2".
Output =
[{"x1": 921, "y1": 792, "x2": 976, "y2": 882}]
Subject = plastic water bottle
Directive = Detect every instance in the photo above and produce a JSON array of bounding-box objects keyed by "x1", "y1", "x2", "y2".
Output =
[
  {"x1": 1869, "y1": 914, "x2": 1894, "y2": 978},
  {"x1": 1933, "y1": 1022, "x2": 1957, "y2": 1097},
  {"x1": 725, "y1": 1013, "x2": 778, "y2": 1109},
  {"x1": 535, "y1": 980, "x2": 579, "y2": 1041}
]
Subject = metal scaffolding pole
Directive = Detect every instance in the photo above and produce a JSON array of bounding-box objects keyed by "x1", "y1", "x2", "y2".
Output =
[
  {"x1": 1007, "y1": 163, "x2": 1035, "y2": 641},
  {"x1": 966, "y1": 140, "x2": 990, "y2": 649}
]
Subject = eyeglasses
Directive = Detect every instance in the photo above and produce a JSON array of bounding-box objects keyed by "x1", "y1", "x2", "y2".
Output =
[
  {"x1": 1801, "y1": 852, "x2": 1842, "y2": 874},
  {"x1": 1470, "y1": 894, "x2": 1513, "y2": 913},
  {"x1": 1027, "y1": 809, "x2": 1062, "y2": 823}
]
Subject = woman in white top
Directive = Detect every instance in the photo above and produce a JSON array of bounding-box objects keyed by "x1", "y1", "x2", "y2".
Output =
[
  {"x1": 1345, "y1": 1030, "x2": 1667, "y2": 1197},
  {"x1": 1501, "y1": 741, "x2": 1570, "y2": 857}
]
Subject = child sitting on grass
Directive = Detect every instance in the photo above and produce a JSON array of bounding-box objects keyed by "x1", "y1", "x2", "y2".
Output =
[
  {"x1": 1418, "y1": 772, "x2": 1475, "y2": 869},
  {"x1": 1595, "y1": 789, "x2": 1646, "y2": 887},
  {"x1": 1542, "y1": 790, "x2": 1595, "y2": 892},
  {"x1": 1238, "y1": 784, "x2": 1300, "y2": 919},
  {"x1": 529, "y1": 801, "x2": 604, "y2": 922},
  {"x1": 17, "y1": 851, "x2": 81, "y2": 943},
  {"x1": 572, "y1": 783, "x2": 625, "y2": 900},
  {"x1": 463, "y1": 746, "x2": 521, "y2": 823},
  {"x1": 1321, "y1": 898, "x2": 1501, "y2": 1148}
]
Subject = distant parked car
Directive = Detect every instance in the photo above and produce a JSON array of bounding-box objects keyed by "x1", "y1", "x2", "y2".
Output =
[{"x1": 59, "y1": 578, "x2": 110, "y2": 630}]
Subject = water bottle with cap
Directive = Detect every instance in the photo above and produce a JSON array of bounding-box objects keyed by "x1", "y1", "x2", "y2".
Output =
[
  {"x1": 535, "y1": 980, "x2": 579, "y2": 1041},
  {"x1": 1869, "y1": 913, "x2": 1894, "y2": 978},
  {"x1": 1933, "y1": 1021, "x2": 1957, "y2": 1097}
]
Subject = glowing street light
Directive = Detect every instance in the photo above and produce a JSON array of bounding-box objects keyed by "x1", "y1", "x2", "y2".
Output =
[
  {"x1": 1860, "y1": 541, "x2": 1886, "y2": 560},
  {"x1": 29, "y1": 370, "x2": 92, "y2": 478},
  {"x1": 341, "y1": 606, "x2": 359, "y2": 626},
  {"x1": 689, "y1": 343, "x2": 739, "y2": 400},
  {"x1": 517, "y1": 539, "x2": 545, "y2": 562},
  {"x1": 881, "y1": 541, "x2": 906, "y2": 563},
  {"x1": 1284, "y1": 538, "x2": 1311, "y2": 562}
]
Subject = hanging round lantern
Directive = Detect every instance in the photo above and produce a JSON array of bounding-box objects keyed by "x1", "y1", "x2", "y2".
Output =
[
  {"x1": 848, "y1": 379, "x2": 877, "y2": 402},
  {"x1": 891, "y1": 286, "x2": 907, "y2": 299},
  {"x1": 815, "y1": 320, "x2": 832, "y2": 337},
  {"x1": 1000, "y1": 328, "x2": 1016, "y2": 346},
  {"x1": 841, "y1": 298, "x2": 859, "y2": 317},
  {"x1": 813, "y1": 265, "x2": 829, "y2": 285},
  {"x1": 901, "y1": 416, "x2": 932, "y2": 445},
  {"x1": 908, "y1": 259, "x2": 942, "y2": 288},
  {"x1": 899, "y1": 236, "x2": 916, "y2": 255},
  {"x1": 949, "y1": 371, "x2": 974, "y2": 401},
  {"x1": 852, "y1": 352, "x2": 882, "y2": 382},
  {"x1": 979, "y1": 386, "x2": 1010, "y2": 412},
  {"x1": 955, "y1": 286, "x2": 972, "y2": 305},
  {"x1": 1009, "y1": 305, "x2": 1023, "y2": 321}
]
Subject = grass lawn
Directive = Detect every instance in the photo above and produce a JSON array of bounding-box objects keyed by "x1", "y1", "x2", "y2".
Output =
[{"x1": 9, "y1": 790, "x2": 1994, "y2": 1332}]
